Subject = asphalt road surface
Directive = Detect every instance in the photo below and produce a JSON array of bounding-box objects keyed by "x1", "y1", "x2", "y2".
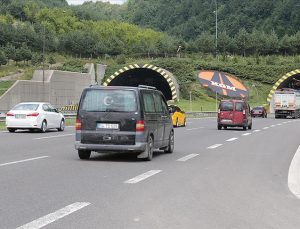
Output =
[{"x1": 1, "y1": 117, "x2": 300, "y2": 229}]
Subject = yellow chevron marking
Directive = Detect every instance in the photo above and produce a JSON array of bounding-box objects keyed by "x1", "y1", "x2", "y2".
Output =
[
  {"x1": 124, "y1": 67, "x2": 129, "y2": 71},
  {"x1": 106, "y1": 78, "x2": 111, "y2": 83},
  {"x1": 103, "y1": 82, "x2": 107, "y2": 86},
  {"x1": 119, "y1": 69, "x2": 124, "y2": 73},
  {"x1": 134, "y1": 64, "x2": 139, "y2": 68},
  {"x1": 129, "y1": 65, "x2": 135, "y2": 69},
  {"x1": 171, "y1": 86, "x2": 176, "y2": 91}
]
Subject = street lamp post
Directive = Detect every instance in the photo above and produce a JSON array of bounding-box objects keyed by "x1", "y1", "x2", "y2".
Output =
[
  {"x1": 42, "y1": 25, "x2": 45, "y2": 84},
  {"x1": 215, "y1": 0, "x2": 218, "y2": 58}
]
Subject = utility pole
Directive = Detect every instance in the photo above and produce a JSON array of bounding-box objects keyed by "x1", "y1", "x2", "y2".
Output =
[
  {"x1": 42, "y1": 25, "x2": 45, "y2": 84},
  {"x1": 189, "y1": 91, "x2": 192, "y2": 111},
  {"x1": 215, "y1": 0, "x2": 218, "y2": 58}
]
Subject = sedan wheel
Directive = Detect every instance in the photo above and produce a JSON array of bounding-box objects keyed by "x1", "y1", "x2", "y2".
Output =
[
  {"x1": 8, "y1": 128, "x2": 16, "y2": 133},
  {"x1": 58, "y1": 119, "x2": 65, "y2": 131},
  {"x1": 40, "y1": 120, "x2": 47, "y2": 133}
]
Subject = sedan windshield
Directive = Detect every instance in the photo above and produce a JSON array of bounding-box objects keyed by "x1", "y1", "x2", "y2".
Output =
[{"x1": 12, "y1": 104, "x2": 39, "y2": 111}]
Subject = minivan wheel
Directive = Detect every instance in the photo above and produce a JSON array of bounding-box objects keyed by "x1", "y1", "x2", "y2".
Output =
[
  {"x1": 243, "y1": 126, "x2": 247, "y2": 130},
  {"x1": 218, "y1": 125, "x2": 222, "y2": 130},
  {"x1": 57, "y1": 119, "x2": 65, "y2": 131},
  {"x1": 144, "y1": 136, "x2": 154, "y2": 161},
  {"x1": 164, "y1": 131, "x2": 174, "y2": 154},
  {"x1": 248, "y1": 123, "x2": 252, "y2": 130},
  {"x1": 78, "y1": 150, "x2": 91, "y2": 160}
]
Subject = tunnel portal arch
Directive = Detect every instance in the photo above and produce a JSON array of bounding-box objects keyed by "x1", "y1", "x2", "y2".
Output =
[
  {"x1": 102, "y1": 64, "x2": 179, "y2": 101},
  {"x1": 267, "y1": 69, "x2": 300, "y2": 102}
]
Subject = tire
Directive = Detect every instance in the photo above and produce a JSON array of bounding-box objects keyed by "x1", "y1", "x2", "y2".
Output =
[
  {"x1": 248, "y1": 123, "x2": 252, "y2": 130},
  {"x1": 78, "y1": 150, "x2": 91, "y2": 160},
  {"x1": 224, "y1": 126, "x2": 227, "y2": 129},
  {"x1": 8, "y1": 128, "x2": 16, "y2": 133},
  {"x1": 164, "y1": 131, "x2": 174, "y2": 154},
  {"x1": 144, "y1": 135, "x2": 154, "y2": 161},
  {"x1": 40, "y1": 120, "x2": 47, "y2": 133},
  {"x1": 57, "y1": 119, "x2": 65, "y2": 131},
  {"x1": 243, "y1": 126, "x2": 247, "y2": 130},
  {"x1": 176, "y1": 118, "x2": 179, "y2": 127},
  {"x1": 218, "y1": 125, "x2": 222, "y2": 130},
  {"x1": 183, "y1": 118, "x2": 186, "y2": 127}
]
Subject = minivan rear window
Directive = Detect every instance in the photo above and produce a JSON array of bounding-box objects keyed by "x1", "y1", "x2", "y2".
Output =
[
  {"x1": 81, "y1": 89, "x2": 137, "y2": 112},
  {"x1": 235, "y1": 102, "x2": 244, "y2": 112},
  {"x1": 220, "y1": 102, "x2": 233, "y2": 111}
]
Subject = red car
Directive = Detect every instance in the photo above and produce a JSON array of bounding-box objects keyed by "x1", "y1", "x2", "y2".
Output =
[
  {"x1": 218, "y1": 99, "x2": 252, "y2": 130},
  {"x1": 251, "y1": 106, "x2": 267, "y2": 118}
]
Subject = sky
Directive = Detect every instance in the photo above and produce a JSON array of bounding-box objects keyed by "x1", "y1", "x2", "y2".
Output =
[{"x1": 67, "y1": 0, "x2": 126, "y2": 5}]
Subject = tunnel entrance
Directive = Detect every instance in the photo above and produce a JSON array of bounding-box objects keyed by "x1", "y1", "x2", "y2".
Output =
[
  {"x1": 267, "y1": 69, "x2": 300, "y2": 103},
  {"x1": 103, "y1": 64, "x2": 179, "y2": 101}
]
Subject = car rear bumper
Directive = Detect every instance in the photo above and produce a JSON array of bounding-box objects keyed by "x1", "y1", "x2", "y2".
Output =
[
  {"x1": 218, "y1": 120, "x2": 248, "y2": 127},
  {"x1": 6, "y1": 118, "x2": 40, "y2": 128},
  {"x1": 75, "y1": 141, "x2": 147, "y2": 152}
]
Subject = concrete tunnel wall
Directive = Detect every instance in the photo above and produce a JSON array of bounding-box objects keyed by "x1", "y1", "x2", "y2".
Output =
[{"x1": 102, "y1": 64, "x2": 180, "y2": 101}]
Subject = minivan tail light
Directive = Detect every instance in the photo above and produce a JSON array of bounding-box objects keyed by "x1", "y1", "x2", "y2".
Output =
[
  {"x1": 6, "y1": 112, "x2": 14, "y2": 117},
  {"x1": 136, "y1": 120, "x2": 145, "y2": 132},
  {"x1": 75, "y1": 118, "x2": 81, "y2": 130},
  {"x1": 243, "y1": 110, "x2": 246, "y2": 115},
  {"x1": 218, "y1": 109, "x2": 220, "y2": 114},
  {"x1": 26, "y1": 112, "x2": 39, "y2": 117}
]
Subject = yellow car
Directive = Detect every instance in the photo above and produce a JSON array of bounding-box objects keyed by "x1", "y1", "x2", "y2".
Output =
[{"x1": 168, "y1": 105, "x2": 186, "y2": 127}]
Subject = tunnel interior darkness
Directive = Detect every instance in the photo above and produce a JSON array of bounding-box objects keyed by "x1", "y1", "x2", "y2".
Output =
[
  {"x1": 277, "y1": 74, "x2": 300, "y2": 90},
  {"x1": 108, "y1": 68, "x2": 173, "y2": 100}
]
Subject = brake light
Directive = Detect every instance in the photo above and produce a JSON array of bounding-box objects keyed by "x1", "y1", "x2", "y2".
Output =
[
  {"x1": 136, "y1": 120, "x2": 145, "y2": 132},
  {"x1": 243, "y1": 110, "x2": 246, "y2": 115},
  {"x1": 26, "y1": 112, "x2": 39, "y2": 117},
  {"x1": 75, "y1": 118, "x2": 81, "y2": 131},
  {"x1": 6, "y1": 112, "x2": 14, "y2": 117},
  {"x1": 218, "y1": 109, "x2": 220, "y2": 114}
]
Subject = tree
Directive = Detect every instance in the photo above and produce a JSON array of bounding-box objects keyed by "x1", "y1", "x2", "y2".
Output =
[
  {"x1": 218, "y1": 31, "x2": 231, "y2": 56},
  {"x1": 234, "y1": 28, "x2": 249, "y2": 56},
  {"x1": 0, "y1": 51, "x2": 8, "y2": 66},
  {"x1": 194, "y1": 32, "x2": 215, "y2": 54},
  {"x1": 4, "y1": 43, "x2": 16, "y2": 63},
  {"x1": 48, "y1": 55, "x2": 56, "y2": 68}
]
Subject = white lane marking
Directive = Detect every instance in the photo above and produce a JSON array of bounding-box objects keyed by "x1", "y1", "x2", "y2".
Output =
[
  {"x1": 124, "y1": 170, "x2": 162, "y2": 184},
  {"x1": 226, "y1": 137, "x2": 238, "y2": 142},
  {"x1": 253, "y1": 130, "x2": 261, "y2": 132},
  {"x1": 33, "y1": 134, "x2": 74, "y2": 140},
  {"x1": 207, "y1": 144, "x2": 223, "y2": 149},
  {"x1": 277, "y1": 124, "x2": 282, "y2": 126},
  {"x1": 288, "y1": 145, "x2": 300, "y2": 199},
  {"x1": 0, "y1": 156, "x2": 49, "y2": 167},
  {"x1": 242, "y1": 133, "x2": 251, "y2": 136},
  {"x1": 263, "y1": 127, "x2": 269, "y2": 130},
  {"x1": 177, "y1": 154, "x2": 199, "y2": 162},
  {"x1": 270, "y1": 125, "x2": 276, "y2": 127},
  {"x1": 16, "y1": 202, "x2": 90, "y2": 229},
  {"x1": 186, "y1": 127, "x2": 204, "y2": 131}
]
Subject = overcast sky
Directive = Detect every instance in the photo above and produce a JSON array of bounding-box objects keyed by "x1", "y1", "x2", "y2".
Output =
[{"x1": 67, "y1": 0, "x2": 126, "y2": 5}]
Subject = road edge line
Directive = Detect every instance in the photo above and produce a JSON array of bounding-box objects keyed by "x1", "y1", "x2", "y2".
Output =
[{"x1": 288, "y1": 145, "x2": 300, "y2": 199}]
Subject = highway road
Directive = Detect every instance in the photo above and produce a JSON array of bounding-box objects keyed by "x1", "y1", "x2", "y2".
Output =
[{"x1": 1, "y1": 117, "x2": 300, "y2": 229}]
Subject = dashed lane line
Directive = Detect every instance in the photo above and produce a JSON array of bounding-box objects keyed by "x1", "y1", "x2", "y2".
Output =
[
  {"x1": 124, "y1": 170, "x2": 162, "y2": 184},
  {"x1": 33, "y1": 134, "x2": 75, "y2": 140},
  {"x1": 270, "y1": 125, "x2": 276, "y2": 127},
  {"x1": 226, "y1": 137, "x2": 238, "y2": 142},
  {"x1": 177, "y1": 154, "x2": 199, "y2": 162},
  {"x1": 186, "y1": 127, "x2": 204, "y2": 131},
  {"x1": 242, "y1": 133, "x2": 252, "y2": 136},
  {"x1": 0, "y1": 156, "x2": 49, "y2": 167},
  {"x1": 253, "y1": 130, "x2": 261, "y2": 132},
  {"x1": 16, "y1": 202, "x2": 91, "y2": 229},
  {"x1": 207, "y1": 144, "x2": 223, "y2": 149},
  {"x1": 263, "y1": 127, "x2": 269, "y2": 130}
]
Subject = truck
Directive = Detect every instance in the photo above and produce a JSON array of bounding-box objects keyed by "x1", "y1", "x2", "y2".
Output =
[{"x1": 273, "y1": 89, "x2": 300, "y2": 119}]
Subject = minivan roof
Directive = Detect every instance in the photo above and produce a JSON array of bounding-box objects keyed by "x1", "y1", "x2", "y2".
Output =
[
  {"x1": 220, "y1": 99, "x2": 246, "y2": 103},
  {"x1": 87, "y1": 85, "x2": 158, "y2": 91}
]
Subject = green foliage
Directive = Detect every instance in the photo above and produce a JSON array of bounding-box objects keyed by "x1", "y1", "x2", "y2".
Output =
[{"x1": 0, "y1": 50, "x2": 7, "y2": 66}]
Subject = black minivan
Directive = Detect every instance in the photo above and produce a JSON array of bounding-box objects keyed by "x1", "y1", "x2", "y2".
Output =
[{"x1": 75, "y1": 85, "x2": 174, "y2": 161}]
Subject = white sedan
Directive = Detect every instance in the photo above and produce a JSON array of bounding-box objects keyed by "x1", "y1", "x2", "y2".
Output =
[{"x1": 6, "y1": 102, "x2": 65, "y2": 133}]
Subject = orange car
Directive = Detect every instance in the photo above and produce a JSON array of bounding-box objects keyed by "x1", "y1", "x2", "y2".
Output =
[{"x1": 168, "y1": 105, "x2": 186, "y2": 127}]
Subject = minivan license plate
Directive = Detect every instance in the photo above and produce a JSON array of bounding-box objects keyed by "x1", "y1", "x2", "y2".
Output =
[{"x1": 97, "y1": 123, "x2": 119, "y2": 129}]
